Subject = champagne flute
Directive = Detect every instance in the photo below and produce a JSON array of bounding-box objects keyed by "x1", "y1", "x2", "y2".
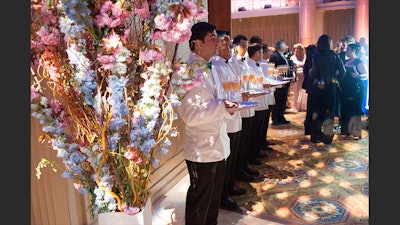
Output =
[
  {"x1": 231, "y1": 77, "x2": 241, "y2": 101},
  {"x1": 221, "y1": 76, "x2": 233, "y2": 100},
  {"x1": 248, "y1": 73, "x2": 257, "y2": 91},
  {"x1": 241, "y1": 74, "x2": 250, "y2": 92}
]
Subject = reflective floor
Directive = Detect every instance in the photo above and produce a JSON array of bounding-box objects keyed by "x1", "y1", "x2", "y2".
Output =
[{"x1": 152, "y1": 174, "x2": 284, "y2": 225}]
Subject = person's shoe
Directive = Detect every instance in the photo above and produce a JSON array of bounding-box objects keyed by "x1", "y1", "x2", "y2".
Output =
[
  {"x1": 228, "y1": 186, "x2": 247, "y2": 195},
  {"x1": 252, "y1": 175, "x2": 265, "y2": 183},
  {"x1": 272, "y1": 121, "x2": 281, "y2": 126},
  {"x1": 311, "y1": 139, "x2": 322, "y2": 144},
  {"x1": 281, "y1": 120, "x2": 291, "y2": 124},
  {"x1": 244, "y1": 167, "x2": 260, "y2": 176},
  {"x1": 265, "y1": 141, "x2": 276, "y2": 145},
  {"x1": 234, "y1": 171, "x2": 256, "y2": 182},
  {"x1": 264, "y1": 145, "x2": 274, "y2": 151},
  {"x1": 220, "y1": 195, "x2": 238, "y2": 207},
  {"x1": 263, "y1": 148, "x2": 275, "y2": 157},
  {"x1": 220, "y1": 196, "x2": 245, "y2": 214},
  {"x1": 349, "y1": 134, "x2": 361, "y2": 140},
  {"x1": 248, "y1": 159, "x2": 262, "y2": 165},
  {"x1": 256, "y1": 150, "x2": 268, "y2": 158}
]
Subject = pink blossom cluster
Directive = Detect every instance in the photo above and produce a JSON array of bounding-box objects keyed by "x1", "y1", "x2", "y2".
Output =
[
  {"x1": 152, "y1": 0, "x2": 208, "y2": 43},
  {"x1": 94, "y1": 0, "x2": 130, "y2": 28}
]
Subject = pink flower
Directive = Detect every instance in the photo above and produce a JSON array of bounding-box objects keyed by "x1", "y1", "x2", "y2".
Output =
[
  {"x1": 154, "y1": 14, "x2": 171, "y2": 30},
  {"x1": 73, "y1": 183, "x2": 83, "y2": 190},
  {"x1": 124, "y1": 151, "x2": 143, "y2": 164},
  {"x1": 36, "y1": 26, "x2": 60, "y2": 46},
  {"x1": 31, "y1": 86, "x2": 40, "y2": 101},
  {"x1": 122, "y1": 203, "x2": 140, "y2": 215},
  {"x1": 135, "y1": 1, "x2": 150, "y2": 18},
  {"x1": 140, "y1": 49, "x2": 165, "y2": 63},
  {"x1": 49, "y1": 99, "x2": 62, "y2": 114},
  {"x1": 194, "y1": 7, "x2": 208, "y2": 20},
  {"x1": 97, "y1": 54, "x2": 116, "y2": 70},
  {"x1": 94, "y1": 1, "x2": 129, "y2": 28},
  {"x1": 150, "y1": 31, "x2": 162, "y2": 41},
  {"x1": 183, "y1": 0, "x2": 198, "y2": 16}
]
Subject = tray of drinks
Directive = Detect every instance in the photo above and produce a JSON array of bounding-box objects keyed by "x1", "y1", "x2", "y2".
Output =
[
  {"x1": 226, "y1": 101, "x2": 259, "y2": 111},
  {"x1": 264, "y1": 80, "x2": 290, "y2": 86}
]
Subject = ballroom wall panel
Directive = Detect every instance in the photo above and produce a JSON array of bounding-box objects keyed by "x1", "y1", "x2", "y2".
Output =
[
  {"x1": 231, "y1": 14, "x2": 299, "y2": 50},
  {"x1": 324, "y1": 8, "x2": 355, "y2": 44},
  {"x1": 232, "y1": 8, "x2": 355, "y2": 49}
]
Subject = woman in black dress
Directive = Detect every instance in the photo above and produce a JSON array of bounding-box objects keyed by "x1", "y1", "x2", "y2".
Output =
[
  {"x1": 338, "y1": 43, "x2": 368, "y2": 140},
  {"x1": 309, "y1": 34, "x2": 345, "y2": 144}
]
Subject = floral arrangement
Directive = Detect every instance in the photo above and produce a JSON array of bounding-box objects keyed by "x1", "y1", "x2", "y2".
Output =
[
  {"x1": 170, "y1": 59, "x2": 210, "y2": 100},
  {"x1": 30, "y1": 0, "x2": 207, "y2": 217}
]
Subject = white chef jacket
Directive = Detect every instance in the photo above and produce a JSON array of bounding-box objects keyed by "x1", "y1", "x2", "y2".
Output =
[
  {"x1": 247, "y1": 58, "x2": 269, "y2": 111},
  {"x1": 229, "y1": 54, "x2": 255, "y2": 118},
  {"x1": 211, "y1": 55, "x2": 242, "y2": 133},
  {"x1": 176, "y1": 53, "x2": 232, "y2": 163}
]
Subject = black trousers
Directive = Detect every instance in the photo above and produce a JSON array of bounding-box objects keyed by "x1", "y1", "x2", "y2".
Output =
[
  {"x1": 250, "y1": 109, "x2": 269, "y2": 158},
  {"x1": 185, "y1": 159, "x2": 226, "y2": 225},
  {"x1": 237, "y1": 116, "x2": 253, "y2": 173},
  {"x1": 271, "y1": 83, "x2": 290, "y2": 123},
  {"x1": 246, "y1": 115, "x2": 258, "y2": 162},
  {"x1": 222, "y1": 131, "x2": 242, "y2": 196},
  {"x1": 263, "y1": 107, "x2": 272, "y2": 145}
]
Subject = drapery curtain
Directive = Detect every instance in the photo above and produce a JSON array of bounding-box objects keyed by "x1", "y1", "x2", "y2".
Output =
[
  {"x1": 231, "y1": 8, "x2": 355, "y2": 50},
  {"x1": 324, "y1": 8, "x2": 355, "y2": 44},
  {"x1": 231, "y1": 14, "x2": 299, "y2": 49}
]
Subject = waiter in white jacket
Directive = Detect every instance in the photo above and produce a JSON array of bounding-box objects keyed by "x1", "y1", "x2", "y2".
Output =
[{"x1": 175, "y1": 22, "x2": 237, "y2": 225}]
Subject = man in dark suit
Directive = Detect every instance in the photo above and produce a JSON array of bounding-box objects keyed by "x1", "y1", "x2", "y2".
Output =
[{"x1": 269, "y1": 39, "x2": 293, "y2": 125}]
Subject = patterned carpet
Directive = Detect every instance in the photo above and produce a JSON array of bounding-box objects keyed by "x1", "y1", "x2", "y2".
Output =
[{"x1": 231, "y1": 111, "x2": 369, "y2": 225}]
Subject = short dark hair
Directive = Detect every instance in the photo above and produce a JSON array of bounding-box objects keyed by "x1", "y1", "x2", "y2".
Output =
[
  {"x1": 249, "y1": 35, "x2": 263, "y2": 44},
  {"x1": 247, "y1": 43, "x2": 262, "y2": 58},
  {"x1": 347, "y1": 43, "x2": 361, "y2": 57},
  {"x1": 232, "y1": 34, "x2": 247, "y2": 45},
  {"x1": 189, "y1": 22, "x2": 217, "y2": 51},
  {"x1": 216, "y1": 30, "x2": 230, "y2": 37},
  {"x1": 216, "y1": 30, "x2": 230, "y2": 42},
  {"x1": 262, "y1": 43, "x2": 269, "y2": 52}
]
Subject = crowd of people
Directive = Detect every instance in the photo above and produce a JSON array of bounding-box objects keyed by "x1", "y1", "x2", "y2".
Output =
[{"x1": 173, "y1": 21, "x2": 369, "y2": 225}]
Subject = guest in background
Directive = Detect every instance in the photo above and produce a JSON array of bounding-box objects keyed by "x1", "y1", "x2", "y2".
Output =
[
  {"x1": 269, "y1": 39, "x2": 292, "y2": 125},
  {"x1": 338, "y1": 43, "x2": 368, "y2": 140},
  {"x1": 335, "y1": 35, "x2": 356, "y2": 131},
  {"x1": 309, "y1": 34, "x2": 345, "y2": 144},
  {"x1": 338, "y1": 35, "x2": 356, "y2": 63},
  {"x1": 290, "y1": 43, "x2": 307, "y2": 112},
  {"x1": 333, "y1": 41, "x2": 342, "y2": 54},
  {"x1": 302, "y1": 44, "x2": 317, "y2": 135},
  {"x1": 175, "y1": 22, "x2": 234, "y2": 225},
  {"x1": 357, "y1": 37, "x2": 369, "y2": 116}
]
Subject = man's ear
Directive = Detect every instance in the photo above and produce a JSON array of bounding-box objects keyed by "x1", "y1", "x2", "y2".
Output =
[{"x1": 196, "y1": 40, "x2": 203, "y2": 49}]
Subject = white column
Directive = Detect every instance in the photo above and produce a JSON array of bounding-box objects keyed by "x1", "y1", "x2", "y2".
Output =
[
  {"x1": 299, "y1": 0, "x2": 316, "y2": 46},
  {"x1": 355, "y1": 0, "x2": 369, "y2": 43}
]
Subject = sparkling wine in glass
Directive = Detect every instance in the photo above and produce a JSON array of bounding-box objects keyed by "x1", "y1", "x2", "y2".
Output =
[{"x1": 241, "y1": 74, "x2": 250, "y2": 92}]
